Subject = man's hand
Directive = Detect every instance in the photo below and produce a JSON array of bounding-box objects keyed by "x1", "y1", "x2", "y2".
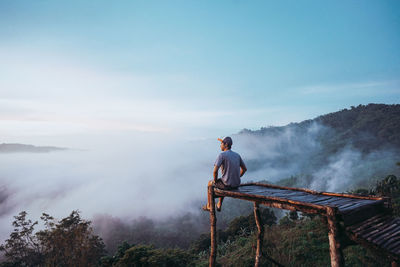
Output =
[
  {"x1": 213, "y1": 165, "x2": 219, "y2": 182},
  {"x1": 240, "y1": 165, "x2": 247, "y2": 177}
]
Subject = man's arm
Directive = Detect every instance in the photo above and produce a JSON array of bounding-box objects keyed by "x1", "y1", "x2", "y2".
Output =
[
  {"x1": 240, "y1": 165, "x2": 247, "y2": 177},
  {"x1": 239, "y1": 159, "x2": 247, "y2": 177},
  {"x1": 213, "y1": 165, "x2": 219, "y2": 182}
]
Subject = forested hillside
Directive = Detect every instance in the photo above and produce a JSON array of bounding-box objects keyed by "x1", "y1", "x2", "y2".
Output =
[
  {"x1": 315, "y1": 104, "x2": 400, "y2": 149},
  {"x1": 238, "y1": 104, "x2": 400, "y2": 191},
  {"x1": 242, "y1": 103, "x2": 400, "y2": 152}
]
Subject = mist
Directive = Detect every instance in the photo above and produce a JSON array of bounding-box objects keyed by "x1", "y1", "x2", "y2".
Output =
[
  {"x1": 234, "y1": 122, "x2": 400, "y2": 191},
  {"x1": 0, "y1": 132, "x2": 214, "y2": 240},
  {"x1": 1, "y1": 122, "x2": 399, "y2": 250}
]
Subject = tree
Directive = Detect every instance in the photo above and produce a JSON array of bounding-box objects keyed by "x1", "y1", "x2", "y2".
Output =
[
  {"x1": 0, "y1": 211, "x2": 43, "y2": 266},
  {"x1": 0, "y1": 210, "x2": 106, "y2": 267}
]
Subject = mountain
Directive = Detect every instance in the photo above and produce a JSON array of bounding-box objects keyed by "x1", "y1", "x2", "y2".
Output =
[
  {"x1": 242, "y1": 103, "x2": 400, "y2": 151},
  {"x1": 0, "y1": 143, "x2": 67, "y2": 153},
  {"x1": 237, "y1": 104, "x2": 400, "y2": 190},
  {"x1": 315, "y1": 103, "x2": 400, "y2": 151}
]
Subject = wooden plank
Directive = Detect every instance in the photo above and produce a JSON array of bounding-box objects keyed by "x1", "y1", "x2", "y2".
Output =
[
  {"x1": 375, "y1": 228, "x2": 400, "y2": 246},
  {"x1": 363, "y1": 222, "x2": 391, "y2": 239},
  {"x1": 361, "y1": 218, "x2": 394, "y2": 239},
  {"x1": 337, "y1": 202, "x2": 360, "y2": 211},
  {"x1": 308, "y1": 195, "x2": 335, "y2": 203},
  {"x1": 345, "y1": 206, "x2": 387, "y2": 227},
  {"x1": 319, "y1": 198, "x2": 360, "y2": 207},
  {"x1": 346, "y1": 228, "x2": 400, "y2": 261},
  {"x1": 370, "y1": 224, "x2": 400, "y2": 244},
  {"x1": 270, "y1": 191, "x2": 310, "y2": 197},
  {"x1": 284, "y1": 195, "x2": 327, "y2": 202},
  {"x1": 348, "y1": 214, "x2": 389, "y2": 232},
  {"x1": 387, "y1": 243, "x2": 400, "y2": 254},
  {"x1": 310, "y1": 196, "x2": 336, "y2": 204},
  {"x1": 382, "y1": 232, "x2": 400, "y2": 248},
  {"x1": 341, "y1": 202, "x2": 384, "y2": 219},
  {"x1": 391, "y1": 242, "x2": 400, "y2": 252},
  {"x1": 339, "y1": 202, "x2": 372, "y2": 213},
  {"x1": 387, "y1": 240, "x2": 400, "y2": 251},
  {"x1": 329, "y1": 198, "x2": 361, "y2": 206},
  {"x1": 383, "y1": 236, "x2": 400, "y2": 250},
  {"x1": 240, "y1": 182, "x2": 384, "y2": 201}
]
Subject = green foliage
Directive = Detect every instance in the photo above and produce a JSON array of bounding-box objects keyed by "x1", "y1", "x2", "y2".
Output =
[
  {"x1": 223, "y1": 207, "x2": 276, "y2": 239},
  {"x1": 373, "y1": 174, "x2": 400, "y2": 216},
  {"x1": 315, "y1": 104, "x2": 400, "y2": 150},
  {"x1": 190, "y1": 208, "x2": 276, "y2": 254},
  {"x1": 111, "y1": 244, "x2": 195, "y2": 267},
  {"x1": 0, "y1": 210, "x2": 106, "y2": 267},
  {"x1": 0, "y1": 211, "x2": 42, "y2": 266}
]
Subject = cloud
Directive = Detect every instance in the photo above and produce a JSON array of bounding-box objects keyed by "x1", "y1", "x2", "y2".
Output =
[{"x1": 0, "y1": 134, "x2": 218, "y2": 241}]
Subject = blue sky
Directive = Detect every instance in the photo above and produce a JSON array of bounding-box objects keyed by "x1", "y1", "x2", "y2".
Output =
[{"x1": 0, "y1": 0, "x2": 399, "y2": 145}]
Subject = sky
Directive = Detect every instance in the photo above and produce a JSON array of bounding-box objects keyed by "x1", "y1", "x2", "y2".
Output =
[{"x1": 0, "y1": 0, "x2": 399, "y2": 146}]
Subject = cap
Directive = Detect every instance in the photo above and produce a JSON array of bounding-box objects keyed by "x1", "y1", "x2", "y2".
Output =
[{"x1": 218, "y1": 136, "x2": 233, "y2": 147}]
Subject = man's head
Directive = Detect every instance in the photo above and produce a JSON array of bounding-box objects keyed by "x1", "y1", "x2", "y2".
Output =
[{"x1": 218, "y1": 136, "x2": 233, "y2": 151}]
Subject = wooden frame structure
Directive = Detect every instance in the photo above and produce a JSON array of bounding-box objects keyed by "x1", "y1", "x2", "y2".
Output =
[{"x1": 206, "y1": 182, "x2": 398, "y2": 267}]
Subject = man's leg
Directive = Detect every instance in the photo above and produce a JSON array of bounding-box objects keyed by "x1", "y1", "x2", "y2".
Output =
[
  {"x1": 204, "y1": 180, "x2": 223, "y2": 211},
  {"x1": 216, "y1": 197, "x2": 224, "y2": 211},
  {"x1": 205, "y1": 180, "x2": 214, "y2": 210}
]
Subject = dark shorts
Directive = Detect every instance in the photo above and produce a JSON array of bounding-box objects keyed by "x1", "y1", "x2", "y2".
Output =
[{"x1": 215, "y1": 179, "x2": 238, "y2": 190}]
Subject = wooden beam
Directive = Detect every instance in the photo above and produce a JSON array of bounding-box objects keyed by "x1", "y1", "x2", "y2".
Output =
[
  {"x1": 326, "y1": 206, "x2": 345, "y2": 267},
  {"x1": 214, "y1": 188, "x2": 328, "y2": 215},
  {"x1": 253, "y1": 202, "x2": 264, "y2": 267},
  {"x1": 209, "y1": 185, "x2": 217, "y2": 267}
]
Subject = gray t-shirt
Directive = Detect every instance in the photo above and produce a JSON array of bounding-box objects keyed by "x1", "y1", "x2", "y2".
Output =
[{"x1": 214, "y1": 150, "x2": 245, "y2": 188}]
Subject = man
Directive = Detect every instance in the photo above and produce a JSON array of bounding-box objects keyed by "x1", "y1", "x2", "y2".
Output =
[{"x1": 203, "y1": 136, "x2": 247, "y2": 211}]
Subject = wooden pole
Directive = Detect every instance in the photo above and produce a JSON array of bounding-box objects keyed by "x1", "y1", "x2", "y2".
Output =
[
  {"x1": 209, "y1": 184, "x2": 217, "y2": 267},
  {"x1": 326, "y1": 206, "x2": 345, "y2": 267},
  {"x1": 253, "y1": 202, "x2": 264, "y2": 267}
]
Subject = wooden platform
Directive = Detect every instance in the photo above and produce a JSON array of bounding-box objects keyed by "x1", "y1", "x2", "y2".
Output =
[
  {"x1": 207, "y1": 182, "x2": 399, "y2": 267},
  {"x1": 346, "y1": 213, "x2": 400, "y2": 261},
  {"x1": 215, "y1": 182, "x2": 387, "y2": 226}
]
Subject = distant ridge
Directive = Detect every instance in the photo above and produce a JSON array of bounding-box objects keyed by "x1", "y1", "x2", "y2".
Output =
[
  {"x1": 241, "y1": 103, "x2": 400, "y2": 152},
  {"x1": 0, "y1": 143, "x2": 67, "y2": 153}
]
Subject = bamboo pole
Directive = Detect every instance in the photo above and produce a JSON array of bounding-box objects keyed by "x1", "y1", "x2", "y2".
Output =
[
  {"x1": 209, "y1": 184, "x2": 217, "y2": 267},
  {"x1": 326, "y1": 206, "x2": 345, "y2": 267},
  {"x1": 253, "y1": 202, "x2": 264, "y2": 267}
]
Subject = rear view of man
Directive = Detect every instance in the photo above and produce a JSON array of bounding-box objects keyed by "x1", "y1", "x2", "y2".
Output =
[{"x1": 203, "y1": 136, "x2": 247, "y2": 211}]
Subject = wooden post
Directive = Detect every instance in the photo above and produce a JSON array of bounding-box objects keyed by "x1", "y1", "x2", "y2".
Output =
[
  {"x1": 209, "y1": 184, "x2": 217, "y2": 267},
  {"x1": 326, "y1": 206, "x2": 344, "y2": 267},
  {"x1": 253, "y1": 202, "x2": 264, "y2": 267}
]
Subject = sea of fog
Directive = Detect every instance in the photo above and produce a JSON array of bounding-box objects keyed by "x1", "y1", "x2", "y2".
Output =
[{"x1": 1, "y1": 123, "x2": 399, "y2": 242}]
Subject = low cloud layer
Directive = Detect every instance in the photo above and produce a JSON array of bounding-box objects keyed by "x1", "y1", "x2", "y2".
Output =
[{"x1": 0, "y1": 122, "x2": 399, "y2": 245}]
